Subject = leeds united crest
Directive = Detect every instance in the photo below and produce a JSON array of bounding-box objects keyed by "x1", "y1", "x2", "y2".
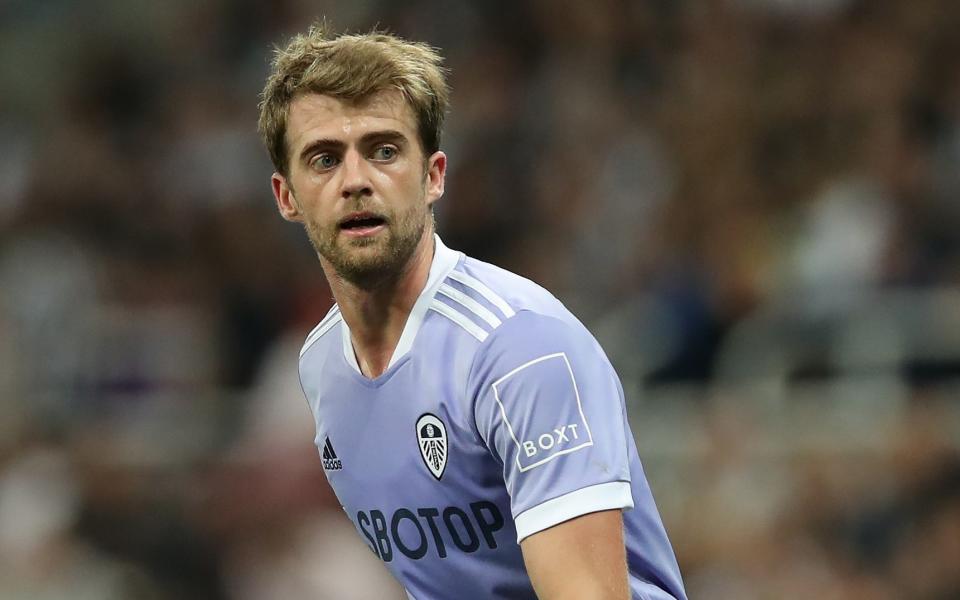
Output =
[{"x1": 416, "y1": 413, "x2": 447, "y2": 480}]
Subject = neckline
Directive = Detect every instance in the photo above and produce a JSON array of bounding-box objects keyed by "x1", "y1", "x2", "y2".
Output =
[{"x1": 340, "y1": 234, "x2": 462, "y2": 381}]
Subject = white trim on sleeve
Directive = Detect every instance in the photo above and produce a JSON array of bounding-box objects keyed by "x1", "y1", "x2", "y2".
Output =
[{"x1": 514, "y1": 481, "x2": 634, "y2": 543}]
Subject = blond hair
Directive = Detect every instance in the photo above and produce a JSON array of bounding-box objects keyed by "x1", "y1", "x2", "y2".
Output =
[{"x1": 258, "y1": 24, "x2": 450, "y2": 176}]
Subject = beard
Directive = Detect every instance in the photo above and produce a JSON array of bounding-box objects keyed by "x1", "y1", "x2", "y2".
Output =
[{"x1": 304, "y1": 199, "x2": 429, "y2": 289}]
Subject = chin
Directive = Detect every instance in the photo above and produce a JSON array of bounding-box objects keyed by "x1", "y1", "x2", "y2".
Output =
[
  {"x1": 327, "y1": 244, "x2": 401, "y2": 282},
  {"x1": 336, "y1": 260, "x2": 402, "y2": 288}
]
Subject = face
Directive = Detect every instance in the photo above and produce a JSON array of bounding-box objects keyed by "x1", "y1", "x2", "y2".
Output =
[{"x1": 272, "y1": 90, "x2": 446, "y2": 286}]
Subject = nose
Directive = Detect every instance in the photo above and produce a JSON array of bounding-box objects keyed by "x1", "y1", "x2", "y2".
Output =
[{"x1": 340, "y1": 148, "x2": 373, "y2": 200}]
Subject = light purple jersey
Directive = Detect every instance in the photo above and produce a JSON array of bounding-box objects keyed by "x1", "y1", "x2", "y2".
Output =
[{"x1": 299, "y1": 236, "x2": 687, "y2": 600}]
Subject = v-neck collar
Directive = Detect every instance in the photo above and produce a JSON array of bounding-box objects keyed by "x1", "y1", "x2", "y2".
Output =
[{"x1": 340, "y1": 234, "x2": 462, "y2": 376}]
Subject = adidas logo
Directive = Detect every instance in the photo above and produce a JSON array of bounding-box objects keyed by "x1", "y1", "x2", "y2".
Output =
[{"x1": 321, "y1": 437, "x2": 342, "y2": 471}]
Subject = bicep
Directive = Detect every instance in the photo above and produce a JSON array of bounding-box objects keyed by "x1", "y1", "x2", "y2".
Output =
[
  {"x1": 520, "y1": 509, "x2": 630, "y2": 600},
  {"x1": 471, "y1": 316, "x2": 634, "y2": 534}
]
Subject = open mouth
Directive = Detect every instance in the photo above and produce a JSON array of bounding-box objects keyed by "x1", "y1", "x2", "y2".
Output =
[{"x1": 339, "y1": 212, "x2": 386, "y2": 233}]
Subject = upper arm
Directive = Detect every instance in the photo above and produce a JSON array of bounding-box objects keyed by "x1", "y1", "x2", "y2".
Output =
[
  {"x1": 469, "y1": 312, "x2": 635, "y2": 542},
  {"x1": 521, "y1": 509, "x2": 629, "y2": 600}
]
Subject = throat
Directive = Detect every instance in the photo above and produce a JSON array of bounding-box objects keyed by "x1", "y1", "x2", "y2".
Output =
[
  {"x1": 352, "y1": 339, "x2": 397, "y2": 379},
  {"x1": 345, "y1": 302, "x2": 409, "y2": 379},
  {"x1": 331, "y1": 231, "x2": 436, "y2": 380},
  {"x1": 337, "y1": 289, "x2": 415, "y2": 380}
]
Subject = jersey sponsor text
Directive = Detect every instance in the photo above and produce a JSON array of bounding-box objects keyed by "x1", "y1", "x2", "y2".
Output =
[
  {"x1": 522, "y1": 423, "x2": 582, "y2": 458},
  {"x1": 356, "y1": 501, "x2": 505, "y2": 562}
]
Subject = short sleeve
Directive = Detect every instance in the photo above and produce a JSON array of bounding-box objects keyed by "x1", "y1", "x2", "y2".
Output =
[{"x1": 468, "y1": 311, "x2": 634, "y2": 542}]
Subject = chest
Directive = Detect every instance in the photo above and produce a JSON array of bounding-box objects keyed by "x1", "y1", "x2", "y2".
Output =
[
  {"x1": 312, "y1": 356, "x2": 498, "y2": 507},
  {"x1": 310, "y1": 357, "x2": 515, "y2": 566}
]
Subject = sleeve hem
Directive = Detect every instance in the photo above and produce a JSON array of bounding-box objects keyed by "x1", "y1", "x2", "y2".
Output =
[{"x1": 514, "y1": 481, "x2": 634, "y2": 543}]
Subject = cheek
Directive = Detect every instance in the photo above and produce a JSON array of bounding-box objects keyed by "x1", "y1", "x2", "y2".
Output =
[
  {"x1": 377, "y1": 158, "x2": 423, "y2": 186},
  {"x1": 294, "y1": 179, "x2": 336, "y2": 216},
  {"x1": 305, "y1": 169, "x2": 331, "y2": 186},
  {"x1": 397, "y1": 166, "x2": 429, "y2": 198}
]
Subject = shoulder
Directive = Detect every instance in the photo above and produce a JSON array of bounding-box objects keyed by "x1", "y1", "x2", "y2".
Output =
[
  {"x1": 469, "y1": 310, "x2": 608, "y2": 388},
  {"x1": 454, "y1": 255, "x2": 567, "y2": 319},
  {"x1": 426, "y1": 253, "x2": 605, "y2": 381},
  {"x1": 429, "y1": 253, "x2": 583, "y2": 344},
  {"x1": 444, "y1": 258, "x2": 607, "y2": 386},
  {"x1": 430, "y1": 257, "x2": 599, "y2": 358},
  {"x1": 423, "y1": 255, "x2": 551, "y2": 342},
  {"x1": 299, "y1": 303, "x2": 342, "y2": 360},
  {"x1": 436, "y1": 251, "x2": 599, "y2": 348}
]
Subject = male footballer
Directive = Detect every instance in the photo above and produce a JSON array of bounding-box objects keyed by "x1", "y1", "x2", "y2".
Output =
[{"x1": 258, "y1": 23, "x2": 686, "y2": 600}]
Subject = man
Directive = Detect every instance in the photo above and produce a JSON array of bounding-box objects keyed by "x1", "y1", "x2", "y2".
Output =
[{"x1": 258, "y1": 24, "x2": 687, "y2": 600}]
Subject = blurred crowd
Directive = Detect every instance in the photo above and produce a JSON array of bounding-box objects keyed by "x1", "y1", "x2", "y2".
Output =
[{"x1": 1, "y1": 0, "x2": 959, "y2": 598}]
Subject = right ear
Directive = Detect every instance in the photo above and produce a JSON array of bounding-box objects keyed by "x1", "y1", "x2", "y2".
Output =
[{"x1": 272, "y1": 172, "x2": 303, "y2": 222}]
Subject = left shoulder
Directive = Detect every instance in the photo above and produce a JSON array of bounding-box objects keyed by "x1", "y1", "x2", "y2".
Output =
[
  {"x1": 468, "y1": 309, "x2": 612, "y2": 391},
  {"x1": 453, "y1": 255, "x2": 566, "y2": 319}
]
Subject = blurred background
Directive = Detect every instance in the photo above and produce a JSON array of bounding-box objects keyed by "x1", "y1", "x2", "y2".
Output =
[{"x1": 1, "y1": 0, "x2": 959, "y2": 598}]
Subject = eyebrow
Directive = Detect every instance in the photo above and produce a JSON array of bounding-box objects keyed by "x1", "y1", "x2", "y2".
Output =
[{"x1": 297, "y1": 129, "x2": 409, "y2": 163}]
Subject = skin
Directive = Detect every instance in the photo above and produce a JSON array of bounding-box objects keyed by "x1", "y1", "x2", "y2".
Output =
[
  {"x1": 521, "y1": 510, "x2": 631, "y2": 600},
  {"x1": 271, "y1": 90, "x2": 445, "y2": 378},
  {"x1": 271, "y1": 89, "x2": 630, "y2": 598}
]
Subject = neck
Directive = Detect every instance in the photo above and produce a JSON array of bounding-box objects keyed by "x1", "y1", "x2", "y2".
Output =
[{"x1": 324, "y1": 232, "x2": 436, "y2": 378}]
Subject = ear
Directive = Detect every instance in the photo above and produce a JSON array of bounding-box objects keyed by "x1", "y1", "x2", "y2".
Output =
[
  {"x1": 272, "y1": 172, "x2": 303, "y2": 222},
  {"x1": 424, "y1": 151, "x2": 446, "y2": 207}
]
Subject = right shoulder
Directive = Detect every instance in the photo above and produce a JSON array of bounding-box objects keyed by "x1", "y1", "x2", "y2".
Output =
[{"x1": 299, "y1": 304, "x2": 342, "y2": 359}]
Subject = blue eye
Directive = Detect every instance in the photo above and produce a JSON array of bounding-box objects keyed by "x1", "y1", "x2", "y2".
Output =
[
  {"x1": 372, "y1": 145, "x2": 397, "y2": 161},
  {"x1": 312, "y1": 153, "x2": 339, "y2": 170}
]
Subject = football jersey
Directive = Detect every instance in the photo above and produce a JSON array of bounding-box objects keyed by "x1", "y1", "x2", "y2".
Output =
[{"x1": 298, "y1": 236, "x2": 686, "y2": 600}]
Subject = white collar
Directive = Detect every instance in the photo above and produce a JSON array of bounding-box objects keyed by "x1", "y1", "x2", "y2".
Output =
[{"x1": 341, "y1": 234, "x2": 461, "y2": 374}]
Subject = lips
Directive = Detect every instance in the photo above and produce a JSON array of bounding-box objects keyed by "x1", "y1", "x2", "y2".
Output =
[
  {"x1": 338, "y1": 211, "x2": 387, "y2": 230},
  {"x1": 338, "y1": 211, "x2": 387, "y2": 239}
]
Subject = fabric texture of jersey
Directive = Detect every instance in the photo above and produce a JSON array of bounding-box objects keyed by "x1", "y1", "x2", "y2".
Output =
[{"x1": 298, "y1": 236, "x2": 687, "y2": 600}]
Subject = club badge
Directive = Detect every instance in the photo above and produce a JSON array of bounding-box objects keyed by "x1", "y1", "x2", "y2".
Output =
[{"x1": 416, "y1": 413, "x2": 447, "y2": 480}]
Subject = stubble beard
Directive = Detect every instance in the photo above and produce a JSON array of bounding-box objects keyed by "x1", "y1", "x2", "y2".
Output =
[{"x1": 305, "y1": 202, "x2": 429, "y2": 290}]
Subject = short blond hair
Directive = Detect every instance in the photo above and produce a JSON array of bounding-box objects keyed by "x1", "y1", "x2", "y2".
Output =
[{"x1": 258, "y1": 24, "x2": 450, "y2": 176}]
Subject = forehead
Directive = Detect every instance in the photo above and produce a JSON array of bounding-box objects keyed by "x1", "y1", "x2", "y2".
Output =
[{"x1": 286, "y1": 90, "x2": 417, "y2": 150}]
